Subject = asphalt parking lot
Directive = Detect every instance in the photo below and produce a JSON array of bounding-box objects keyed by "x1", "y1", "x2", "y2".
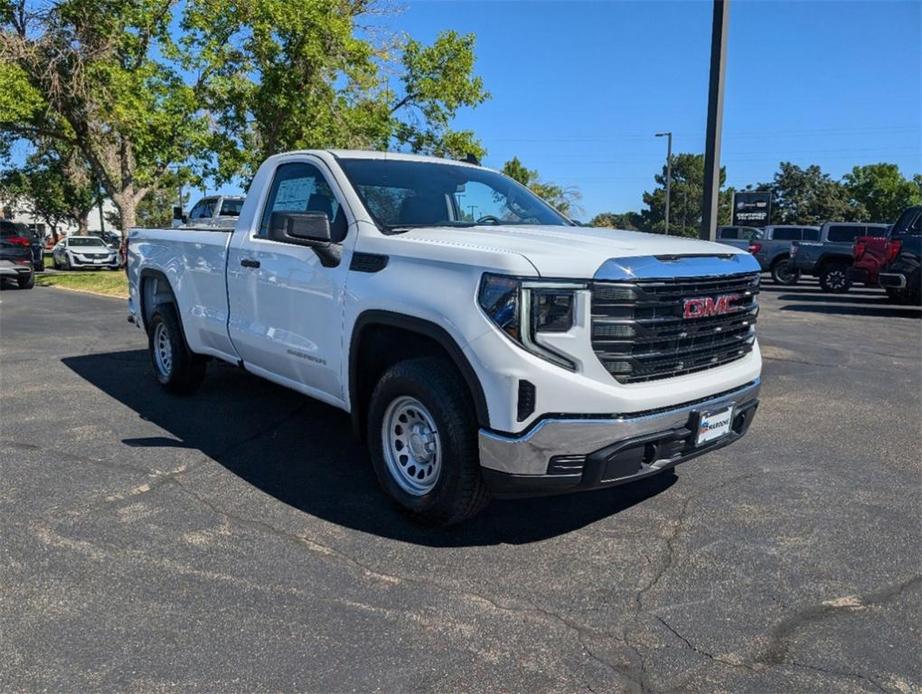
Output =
[{"x1": 1, "y1": 280, "x2": 920, "y2": 692}]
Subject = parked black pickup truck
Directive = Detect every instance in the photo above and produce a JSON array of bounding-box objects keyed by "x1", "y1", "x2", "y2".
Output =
[
  {"x1": 790, "y1": 222, "x2": 889, "y2": 292},
  {"x1": 878, "y1": 207, "x2": 921, "y2": 304}
]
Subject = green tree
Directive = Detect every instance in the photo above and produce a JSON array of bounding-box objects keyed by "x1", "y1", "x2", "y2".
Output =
[
  {"x1": 842, "y1": 163, "x2": 922, "y2": 223},
  {"x1": 0, "y1": 146, "x2": 97, "y2": 240},
  {"x1": 1, "y1": 0, "x2": 211, "y2": 233},
  {"x1": 501, "y1": 156, "x2": 581, "y2": 216},
  {"x1": 182, "y1": 1, "x2": 488, "y2": 182},
  {"x1": 761, "y1": 162, "x2": 865, "y2": 225},
  {"x1": 641, "y1": 153, "x2": 731, "y2": 237},
  {"x1": 588, "y1": 211, "x2": 642, "y2": 230}
]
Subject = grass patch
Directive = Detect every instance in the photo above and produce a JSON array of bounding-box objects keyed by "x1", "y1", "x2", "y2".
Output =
[{"x1": 37, "y1": 270, "x2": 128, "y2": 298}]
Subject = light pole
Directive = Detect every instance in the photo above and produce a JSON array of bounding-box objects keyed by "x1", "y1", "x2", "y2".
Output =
[
  {"x1": 701, "y1": 0, "x2": 729, "y2": 240},
  {"x1": 655, "y1": 132, "x2": 672, "y2": 235}
]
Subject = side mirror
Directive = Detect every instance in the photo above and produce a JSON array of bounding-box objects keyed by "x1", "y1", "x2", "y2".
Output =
[
  {"x1": 269, "y1": 212, "x2": 332, "y2": 243},
  {"x1": 172, "y1": 206, "x2": 187, "y2": 228},
  {"x1": 268, "y1": 212, "x2": 341, "y2": 267}
]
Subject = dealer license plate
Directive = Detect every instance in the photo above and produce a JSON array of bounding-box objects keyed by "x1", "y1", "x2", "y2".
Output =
[{"x1": 696, "y1": 406, "x2": 733, "y2": 446}]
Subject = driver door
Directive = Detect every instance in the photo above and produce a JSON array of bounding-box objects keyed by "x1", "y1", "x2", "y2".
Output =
[{"x1": 226, "y1": 158, "x2": 354, "y2": 406}]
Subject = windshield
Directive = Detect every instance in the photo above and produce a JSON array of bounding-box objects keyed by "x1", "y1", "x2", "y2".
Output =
[
  {"x1": 69, "y1": 237, "x2": 107, "y2": 247},
  {"x1": 337, "y1": 158, "x2": 571, "y2": 231}
]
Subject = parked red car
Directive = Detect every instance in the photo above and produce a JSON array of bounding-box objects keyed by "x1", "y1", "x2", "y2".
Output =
[
  {"x1": 849, "y1": 233, "x2": 900, "y2": 287},
  {"x1": 850, "y1": 206, "x2": 922, "y2": 291}
]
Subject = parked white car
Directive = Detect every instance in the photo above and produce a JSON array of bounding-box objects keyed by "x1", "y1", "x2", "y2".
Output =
[
  {"x1": 127, "y1": 150, "x2": 762, "y2": 525},
  {"x1": 53, "y1": 236, "x2": 121, "y2": 270}
]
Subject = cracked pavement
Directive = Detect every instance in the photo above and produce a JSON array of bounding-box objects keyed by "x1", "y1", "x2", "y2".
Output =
[{"x1": 1, "y1": 280, "x2": 920, "y2": 692}]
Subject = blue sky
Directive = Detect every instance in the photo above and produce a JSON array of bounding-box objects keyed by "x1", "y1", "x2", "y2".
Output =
[{"x1": 372, "y1": 0, "x2": 921, "y2": 219}]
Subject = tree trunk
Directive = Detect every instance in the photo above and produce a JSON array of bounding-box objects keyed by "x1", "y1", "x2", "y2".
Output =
[
  {"x1": 112, "y1": 190, "x2": 137, "y2": 237},
  {"x1": 78, "y1": 215, "x2": 89, "y2": 234}
]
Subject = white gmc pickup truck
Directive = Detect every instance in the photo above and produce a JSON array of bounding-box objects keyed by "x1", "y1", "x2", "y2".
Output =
[{"x1": 127, "y1": 150, "x2": 762, "y2": 525}]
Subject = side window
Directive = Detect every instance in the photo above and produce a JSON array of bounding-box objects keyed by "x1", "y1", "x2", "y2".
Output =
[
  {"x1": 802, "y1": 228, "x2": 820, "y2": 242},
  {"x1": 827, "y1": 225, "x2": 860, "y2": 243},
  {"x1": 258, "y1": 162, "x2": 344, "y2": 239},
  {"x1": 719, "y1": 227, "x2": 738, "y2": 239},
  {"x1": 909, "y1": 213, "x2": 921, "y2": 235},
  {"x1": 771, "y1": 228, "x2": 801, "y2": 241}
]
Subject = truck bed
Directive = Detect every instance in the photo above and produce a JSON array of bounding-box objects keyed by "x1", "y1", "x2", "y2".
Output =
[{"x1": 127, "y1": 227, "x2": 236, "y2": 361}]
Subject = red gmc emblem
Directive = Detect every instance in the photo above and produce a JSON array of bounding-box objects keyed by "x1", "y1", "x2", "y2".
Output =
[{"x1": 683, "y1": 293, "x2": 742, "y2": 319}]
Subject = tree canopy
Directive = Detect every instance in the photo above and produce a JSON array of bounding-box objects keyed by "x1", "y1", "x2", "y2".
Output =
[
  {"x1": 0, "y1": 144, "x2": 97, "y2": 238},
  {"x1": 1, "y1": 0, "x2": 490, "y2": 231},
  {"x1": 640, "y1": 153, "x2": 731, "y2": 237},
  {"x1": 842, "y1": 163, "x2": 922, "y2": 224},
  {"x1": 182, "y1": 1, "x2": 488, "y2": 182},
  {"x1": 756, "y1": 162, "x2": 865, "y2": 225}
]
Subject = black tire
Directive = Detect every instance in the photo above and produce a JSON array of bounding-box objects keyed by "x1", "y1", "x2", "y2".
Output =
[
  {"x1": 819, "y1": 262, "x2": 851, "y2": 293},
  {"x1": 17, "y1": 272, "x2": 34, "y2": 289},
  {"x1": 885, "y1": 288, "x2": 902, "y2": 304},
  {"x1": 909, "y1": 271, "x2": 922, "y2": 306},
  {"x1": 367, "y1": 357, "x2": 490, "y2": 526},
  {"x1": 147, "y1": 305, "x2": 206, "y2": 393},
  {"x1": 771, "y1": 257, "x2": 800, "y2": 285}
]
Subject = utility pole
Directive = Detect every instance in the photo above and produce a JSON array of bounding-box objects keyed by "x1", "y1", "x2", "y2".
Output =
[
  {"x1": 655, "y1": 132, "x2": 672, "y2": 235},
  {"x1": 98, "y1": 187, "x2": 105, "y2": 234},
  {"x1": 701, "y1": 0, "x2": 729, "y2": 241}
]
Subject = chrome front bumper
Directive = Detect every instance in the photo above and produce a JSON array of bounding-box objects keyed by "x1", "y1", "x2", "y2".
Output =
[{"x1": 478, "y1": 379, "x2": 761, "y2": 496}]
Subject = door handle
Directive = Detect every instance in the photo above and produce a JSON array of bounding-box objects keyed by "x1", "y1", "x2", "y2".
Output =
[{"x1": 240, "y1": 258, "x2": 260, "y2": 268}]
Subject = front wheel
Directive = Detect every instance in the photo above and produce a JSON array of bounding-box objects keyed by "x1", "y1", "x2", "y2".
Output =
[
  {"x1": 367, "y1": 357, "x2": 490, "y2": 526},
  {"x1": 18, "y1": 272, "x2": 34, "y2": 289},
  {"x1": 771, "y1": 258, "x2": 800, "y2": 285},
  {"x1": 147, "y1": 305, "x2": 206, "y2": 393},
  {"x1": 819, "y1": 262, "x2": 851, "y2": 293}
]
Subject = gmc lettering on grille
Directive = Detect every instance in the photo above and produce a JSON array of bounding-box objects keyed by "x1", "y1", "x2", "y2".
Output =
[{"x1": 682, "y1": 293, "x2": 742, "y2": 319}]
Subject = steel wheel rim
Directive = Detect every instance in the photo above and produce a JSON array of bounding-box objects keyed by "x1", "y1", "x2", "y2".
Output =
[
  {"x1": 381, "y1": 396, "x2": 441, "y2": 496},
  {"x1": 153, "y1": 322, "x2": 173, "y2": 378}
]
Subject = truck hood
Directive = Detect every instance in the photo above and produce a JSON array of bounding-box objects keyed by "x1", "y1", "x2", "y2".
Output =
[{"x1": 394, "y1": 224, "x2": 748, "y2": 278}]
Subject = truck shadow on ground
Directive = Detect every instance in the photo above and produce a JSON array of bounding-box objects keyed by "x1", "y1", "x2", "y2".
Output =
[{"x1": 63, "y1": 349, "x2": 676, "y2": 546}]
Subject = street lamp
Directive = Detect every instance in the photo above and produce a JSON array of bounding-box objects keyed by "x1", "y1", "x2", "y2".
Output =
[{"x1": 655, "y1": 132, "x2": 672, "y2": 235}]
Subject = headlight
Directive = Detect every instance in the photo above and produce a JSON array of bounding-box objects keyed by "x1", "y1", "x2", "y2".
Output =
[{"x1": 478, "y1": 274, "x2": 585, "y2": 369}]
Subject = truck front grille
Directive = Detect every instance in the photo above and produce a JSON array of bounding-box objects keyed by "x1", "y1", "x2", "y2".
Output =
[{"x1": 590, "y1": 272, "x2": 760, "y2": 384}]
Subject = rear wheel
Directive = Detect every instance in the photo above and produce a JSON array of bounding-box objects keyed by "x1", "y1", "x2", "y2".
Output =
[
  {"x1": 819, "y1": 262, "x2": 851, "y2": 293},
  {"x1": 885, "y1": 288, "x2": 902, "y2": 304},
  {"x1": 17, "y1": 272, "x2": 34, "y2": 289},
  {"x1": 909, "y1": 270, "x2": 922, "y2": 306},
  {"x1": 771, "y1": 257, "x2": 800, "y2": 285},
  {"x1": 367, "y1": 357, "x2": 490, "y2": 526},
  {"x1": 147, "y1": 305, "x2": 206, "y2": 393}
]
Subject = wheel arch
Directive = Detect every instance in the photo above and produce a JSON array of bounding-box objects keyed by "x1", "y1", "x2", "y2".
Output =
[
  {"x1": 769, "y1": 251, "x2": 790, "y2": 267},
  {"x1": 817, "y1": 252, "x2": 852, "y2": 271},
  {"x1": 138, "y1": 269, "x2": 193, "y2": 348},
  {"x1": 348, "y1": 310, "x2": 490, "y2": 440}
]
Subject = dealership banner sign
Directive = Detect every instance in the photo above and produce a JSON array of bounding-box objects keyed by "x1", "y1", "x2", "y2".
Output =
[{"x1": 732, "y1": 191, "x2": 772, "y2": 227}]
